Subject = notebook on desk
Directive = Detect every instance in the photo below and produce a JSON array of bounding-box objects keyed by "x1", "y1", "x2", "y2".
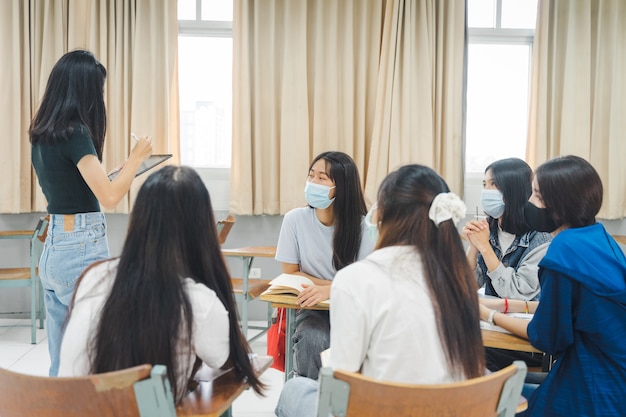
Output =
[{"x1": 108, "y1": 154, "x2": 172, "y2": 180}]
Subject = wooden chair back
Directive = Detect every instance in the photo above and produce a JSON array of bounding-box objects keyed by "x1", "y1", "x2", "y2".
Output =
[
  {"x1": 0, "y1": 364, "x2": 176, "y2": 417},
  {"x1": 217, "y1": 214, "x2": 236, "y2": 244},
  {"x1": 316, "y1": 361, "x2": 527, "y2": 417}
]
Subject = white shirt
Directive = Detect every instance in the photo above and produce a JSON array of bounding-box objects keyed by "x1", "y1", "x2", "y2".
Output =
[
  {"x1": 58, "y1": 259, "x2": 230, "y2": 400},
  {"x1": 330, "y1": 246, "x2": 460, "y2": 384}
]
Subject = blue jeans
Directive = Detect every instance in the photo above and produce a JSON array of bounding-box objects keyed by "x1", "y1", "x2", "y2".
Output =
[
  {"x1": 39, "y1": 212, "x2": 109, "y2": 376},
  {"x1": 293, "y1": 310, "x2": 330, "y2": 380},
  {"x1": 275, "y1": 376, "x2": 319, "y2": 417}
]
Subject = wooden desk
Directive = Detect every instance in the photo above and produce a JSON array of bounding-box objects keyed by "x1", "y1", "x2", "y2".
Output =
[
  {"x1": 482, "y1": 328, "x2": 553, "y2": 373},
  {"x1": 259, "y1": 293, "x2": 329, "y2": 381},
  {"x1": 0, "y1": 230, "x2": 32, "y2": 238},
  {"x1": 177, "y1": 355, "x2": 273, "y2": 417},
  {"x1": 262, "y1": 294, "x2": 545, "y2": 379},
  {"x1": 481, "y1": 329, "x2": 542, "y2": 354},
  {"x1": 222, "y1": 246, "x2": 276, "y2": 340}
]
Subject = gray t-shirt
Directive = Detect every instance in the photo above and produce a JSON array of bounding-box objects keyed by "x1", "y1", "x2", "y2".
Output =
[{"x1": 275, "y1": 206, "x2": 376, "y2": 280}]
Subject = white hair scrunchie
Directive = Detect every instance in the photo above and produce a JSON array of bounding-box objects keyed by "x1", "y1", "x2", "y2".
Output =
[{"x1": 428, "y1": 192, "x2": 466, "y2": 227}]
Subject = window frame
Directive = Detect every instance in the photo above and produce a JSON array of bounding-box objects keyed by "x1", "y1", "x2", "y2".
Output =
[
  {"x1": 178, "y1": 1, "x2": 233, "y2": 210},
  {"x1": 463, "y1": 0, "x2": 537, "y2": 211}
]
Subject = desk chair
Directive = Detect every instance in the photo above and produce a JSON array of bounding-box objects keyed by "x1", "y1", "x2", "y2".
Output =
[
  {"x1": 316, "y1": 361, "x2": 527, "y2": 417},
  {"x1": 0, "y1": 217, "x2": 48, "y2": 344},
  {"x1": 217, "y1": 214, "x2": 236, "y2": 244},
  {"x1": 217, "y1": 215, "x2": 272, "y2": 341},
  {"x1": 0, "y1": 364, "x2": 176, "y2": 417}
]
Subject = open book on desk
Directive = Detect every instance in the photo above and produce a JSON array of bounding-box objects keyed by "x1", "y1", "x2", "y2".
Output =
[
  {"x1": 261, "y1": 273, "x2": 330, "y2": 307},
  {"x1": 480, "y1": 313, "x2": 533, "y2": 334}
]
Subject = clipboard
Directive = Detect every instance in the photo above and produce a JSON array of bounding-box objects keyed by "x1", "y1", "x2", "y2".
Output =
[{"x1": 108, "y1": 154, "x2": 173, "y2": 181}]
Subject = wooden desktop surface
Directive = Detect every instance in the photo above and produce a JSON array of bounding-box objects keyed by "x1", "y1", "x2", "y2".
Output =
[
  {"x1": 481, "y1": 329, "x2": 541, "y2": 353},
  {"x1": 260, "y1": 294, "x2": 540, "y2": 353},
  {"x1": 0, "y1": 230, "x2": 32, "y2": 238},
  {"x1": 221, "y1": 246, "x2": 277, "y2": 258},
  {"x1": 177, "y1": 355, "x2": 273, "y2": 417}
]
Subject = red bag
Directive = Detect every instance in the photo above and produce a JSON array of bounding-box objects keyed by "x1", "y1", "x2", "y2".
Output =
[{"x1": 267, "y1": 308, "x2": 286, "y2": 371}]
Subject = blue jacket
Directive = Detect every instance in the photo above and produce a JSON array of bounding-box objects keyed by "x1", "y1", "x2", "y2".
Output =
[{"x1": 527, "y1": 223, "x2": 626, "y2": 417}]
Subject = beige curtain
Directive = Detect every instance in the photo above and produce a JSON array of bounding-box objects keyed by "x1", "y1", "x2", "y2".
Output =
[
  {"x1": 527, "y1": 0, "x2": 626, "y2": 219},
  {"x1": 0, "y1": 0, "x2": 178, "y2": 214},
  {"x1": 364, "y1": 0, "x2": 466, "y2": 200},
  {"x1": 232, "y1": 0, "x2": 466, "y2": 215}
]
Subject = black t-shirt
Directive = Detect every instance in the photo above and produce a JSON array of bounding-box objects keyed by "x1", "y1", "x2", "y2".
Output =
[{"x1": 31, "y1": 126, "x2": 100, "y2": 214}]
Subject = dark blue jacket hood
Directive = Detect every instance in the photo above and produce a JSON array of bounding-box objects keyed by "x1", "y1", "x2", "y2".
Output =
[{"x1": 539, "y1": 223, "x2": 626, "y2": 303}]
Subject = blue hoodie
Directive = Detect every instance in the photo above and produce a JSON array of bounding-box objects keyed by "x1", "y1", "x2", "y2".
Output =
[{"x1": 526, "y1": 223, "x2": 626, "y2": 417}]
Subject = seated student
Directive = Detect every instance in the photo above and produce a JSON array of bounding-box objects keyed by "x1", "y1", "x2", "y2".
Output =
[
  {"x1": 276, "y1": 164, "x2": 485, "y2": 417},
  {"x1": 463, "y1": 158, "x2": 551, "y2": 372},
  {"x1": 58, "y1": 166, "x2": 265, "y2": 403},
  {"x1": 463, "y1": 158, "x2": 552, "y2": 301},
  {"x1": 479, "y1": 156, "x2": 626, "y2": 417},
  {"x1": 275, "y1": 151, "x2": 375, "y2": 380}
]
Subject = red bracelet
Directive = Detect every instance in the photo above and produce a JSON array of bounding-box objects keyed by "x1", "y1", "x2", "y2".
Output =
[{"x1": 503, "y1": 298, "x2": 509, "y2": 314}]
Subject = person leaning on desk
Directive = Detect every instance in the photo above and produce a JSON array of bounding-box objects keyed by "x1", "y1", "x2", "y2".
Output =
[
  {"x1": 478, "y1": 156, "x2": 626, "y2": 417},
  {"x1": 463, "y1": 158, "x2": 552, "y2": 372}
]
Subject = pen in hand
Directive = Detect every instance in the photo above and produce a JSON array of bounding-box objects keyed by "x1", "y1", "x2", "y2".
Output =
[{"x1": 131, "y1": 133, "x2": 139, "y2": 142}]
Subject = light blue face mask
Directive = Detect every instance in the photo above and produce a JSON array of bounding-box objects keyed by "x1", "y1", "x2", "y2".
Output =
[
  {"x1": 304, "y1": 181, "x2": 336, "y2": 209},
  {"x1": 481, "y1": 189, "x2": 505, "y2": 219},
  {"x1": 364, "y1": 204, "x2": 379, "y2": 242}
]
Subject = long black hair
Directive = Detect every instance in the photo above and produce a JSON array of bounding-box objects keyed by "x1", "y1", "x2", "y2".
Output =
[
  {"x1": 376, "y1": 164, "x2": 484, "y2": 379},
  {"x1": 29, "y1": 49, "x2": 107, "y2": 160},
  {"x1": 83, "y1": 166, "x2": 264, "y2": 401},
  {"x1": 485, "y1": 158, "x2": 532, "y2": 235},
  {"x1": 310, "y1": 151, "x2": 367, "y2": 270}
]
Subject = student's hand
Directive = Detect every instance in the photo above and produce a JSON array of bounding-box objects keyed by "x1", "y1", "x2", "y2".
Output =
[
  {"x1": 463, "y1": 219, "x2": 486, "y2": 246},
  {"x1": 464, "y1": 219, "x2": 490, "y2": 253},
  {"x1": 297, "y1": 283, "x2": 330, "y2": 307},
  {"x1": 478, "y1": 303, "x2": 493, "y2": 322},
  {"x1": 129, "y1": 136, "x2": 153, "y2": 163}
]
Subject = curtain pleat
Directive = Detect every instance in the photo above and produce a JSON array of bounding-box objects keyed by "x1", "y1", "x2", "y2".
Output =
[
  {"x1": 232, "y1": 0, "x2": 466, "y2": 215},
  {"x1": 527, "y1": 0, "x2": 626, "y2": 219}
]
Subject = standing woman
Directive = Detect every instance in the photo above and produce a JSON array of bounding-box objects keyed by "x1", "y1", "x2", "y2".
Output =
[
  {"x1": 463, "y1": 158, "x2": 552, "y2": 301},
  {"x1": 29, "y1": 50, "x2": 152, "y2": 376},
  {"x1": 480, "y1": 156, "x2": 626, "y2": 416},
  {"x1": 275, "y1": 151, "x2": 375, "y2": 379},
  {"x1": 276, "y1": 164, "x2": 484, "y2": 417},
  {"x1": 58, "y1": 166, "x2": 265, "y2": 403}
]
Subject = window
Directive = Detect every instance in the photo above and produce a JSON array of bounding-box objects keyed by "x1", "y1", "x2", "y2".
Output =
[
  {"x1": 465, "y1": 0, "x2": 538, "y2": 173},
  {"x1": 178, "y1": 0, "x2": 233, "y2": 168}
]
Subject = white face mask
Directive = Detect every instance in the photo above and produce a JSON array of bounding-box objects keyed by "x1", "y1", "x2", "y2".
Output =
[
  {"x1": 364, "y1": 204, "x2": 379, "y2": 242},
  {"x1": 304, "y1": 181, "x2": 336, "y2": 209},
  {"x1": 481, "y1": 189, "x2": 505, "y2": 219}
]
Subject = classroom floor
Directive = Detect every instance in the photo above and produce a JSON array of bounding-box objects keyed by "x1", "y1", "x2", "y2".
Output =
[{"x1": 0, "y1": 318, "x2": 284, "y2": 417}]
